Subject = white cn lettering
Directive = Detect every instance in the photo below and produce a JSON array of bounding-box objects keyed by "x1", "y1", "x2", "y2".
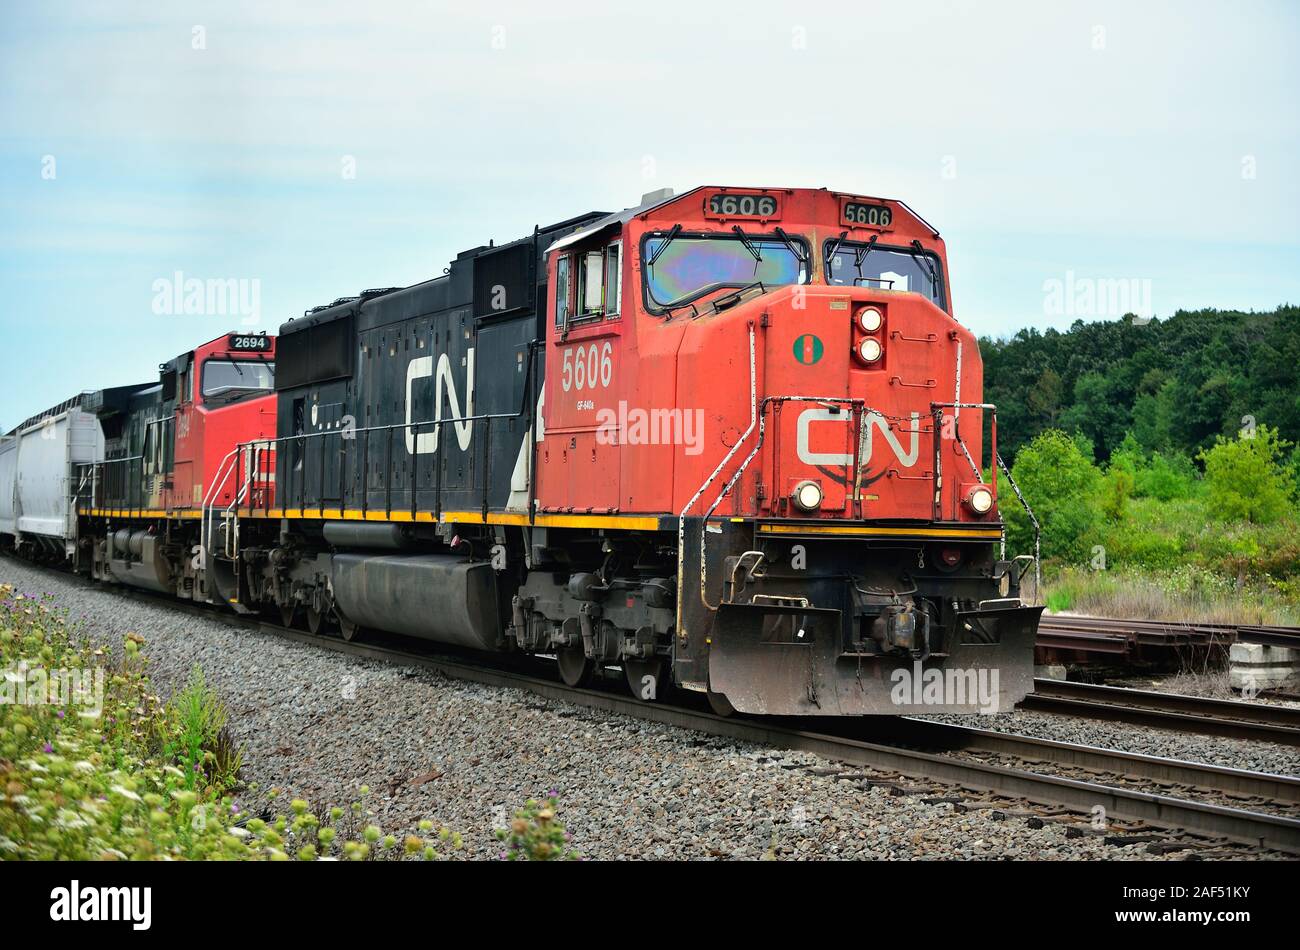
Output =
[{"x1": 405, "y1": 348, "x2": 476, "y2": 455}]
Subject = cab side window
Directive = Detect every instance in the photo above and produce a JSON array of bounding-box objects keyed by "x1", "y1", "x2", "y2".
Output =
[
  {"x1": 557, "y1": 240, "x2": 622, "y2": 328},
  {"x1": 604, "y1": 241, "x2": 621, "y2": 318},
  {"x1": 577, "y1": 250, "x2": 603, "y2": 317},
  {"x1": 554, "y1": 255, "x2": 572, "y2": 328},
  {"x1": 576, "y1": 243, "x2": 624, "y2": 319}
]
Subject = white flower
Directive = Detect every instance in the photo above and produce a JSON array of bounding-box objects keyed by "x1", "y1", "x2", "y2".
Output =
[
  {"x1": 55, "y1": 809, "x2": 89, "y2": 830},
  {"x1": 110, "y1": 785, "x2": 142, "y2": 802}
]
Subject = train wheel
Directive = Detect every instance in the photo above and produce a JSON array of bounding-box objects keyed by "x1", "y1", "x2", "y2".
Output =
[
  {"x1": 279, "y1": 603, "x2": 298, "y2": 629},
  {"x1": 306, "y1": 606, "x2": 326, "y2": 636},
  {"x1": 338, "y1": 616, "x2": 363, "y2": 643},
  {"x1": 556, "y1": 646, "x2": 594, "y2": 688},
  {"x1": 706, "y1": 689, "x2": 736, "y2": 718},
  {"x1": 623, "y1": 657, "x2": 667, "y2": 702}
]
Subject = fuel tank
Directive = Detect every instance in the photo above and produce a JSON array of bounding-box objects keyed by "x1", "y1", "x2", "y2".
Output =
[{"x1": 330, "y1": 553, "x2": 503, "y2": 650}]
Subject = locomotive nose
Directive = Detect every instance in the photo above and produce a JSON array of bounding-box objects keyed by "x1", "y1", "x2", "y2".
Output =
[{"x1": 756, "y1": 284, "x2": 977, "y2": 522}]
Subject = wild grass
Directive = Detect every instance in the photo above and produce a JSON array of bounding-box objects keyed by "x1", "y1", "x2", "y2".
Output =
[
  {"x1": 0, "y1": 583, "x2": 548, "y2": 861},
  {"x1": 1042, "y1": 566, "x2": 1300, "y2": 626}
]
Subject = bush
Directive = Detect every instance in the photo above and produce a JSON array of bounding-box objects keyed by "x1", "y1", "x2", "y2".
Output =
[
  {"x1": 1003, "y1": 429, "x2": 1102, "y2": 563},
  {"x1": 1199, "y1": 425, "x2": 1294, "y2": 524},
  {"x1": 1099, "y1": 466, "x2": 1134, "y2": 523},
  {"x1": 1097, "y1": 516, "x2": 1185, "y2": 572},
  {"x1": 495, "y1": 794, "x2": 578, "y2": 861},
  {"x1": 158, "y1": 666, "x2": 241, "y2": 793},
  {"x1": 1133, "y1": 450, "x2": 1199, "y2": 501}
]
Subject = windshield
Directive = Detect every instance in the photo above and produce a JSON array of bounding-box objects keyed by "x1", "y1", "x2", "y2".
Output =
[
  {"x1": 825, "y1": 242, "x2": 946, "y2": 309},
  {"x1": 202, "y1": 358, "x2": 275, "y2": 404},
  {"x1": 643, "y1": 233, "x2": 808, "y2": 312}
]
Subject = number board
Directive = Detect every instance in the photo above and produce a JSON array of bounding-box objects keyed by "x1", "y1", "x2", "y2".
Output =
[
  {"x1": 704, "y1": 192, "x2": 779, "y2": 220},
  {"x1": 841, "y1": 200, "x2": 894, "y2": 230},
  {"x1": 228, "y1": 333, "x2": 272, "y2": 352}
]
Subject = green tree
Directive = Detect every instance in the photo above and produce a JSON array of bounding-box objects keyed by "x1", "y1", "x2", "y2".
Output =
[
  {"x1": 980, "y1": 306, "x2": 1300, "y2": 465},
  {"x1": 1059, "y1": 371, "x2": 1130, "y2": 462},
  {"x1": 1130, "y1": 380, "x2": 1179, "y2": 454},
  {"x1": 1025, "y1": 366, "x2": 1064, "y2": 427},
  {"x1": 1198, "y1": 425, "x2": 1294, "y2": 524},
  {"x1": 1004, "y1": 429, "x2": 1103, "y2": 562}
]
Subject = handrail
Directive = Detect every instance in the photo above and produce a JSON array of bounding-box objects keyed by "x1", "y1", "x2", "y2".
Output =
[
  {"x1": 931, "y1": 399, "x2": 992, "y2": 485},
  {"x1": 74, "y1": 455, "x2": 147, "y2": 513},
  {"x1": 201, "y1": 447, "x2": 240, "y2": 565},
  {"x1": 996, "y1": 452, "x2": 1041, "y2": 602}
]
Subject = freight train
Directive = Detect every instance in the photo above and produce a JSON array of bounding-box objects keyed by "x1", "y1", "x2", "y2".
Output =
[{"x1": 2, "y1": 186, "x2": 1042, "y2": 716}]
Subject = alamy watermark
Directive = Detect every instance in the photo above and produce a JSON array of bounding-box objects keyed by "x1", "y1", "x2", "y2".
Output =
[
  {"x1": 889, "y1": 662, "x2": 1000, "y2": 715},
  {"x1": 1, "y1": 663, "x2": 104, "y2": 709},
  {"x1": 50, "y1": 880, "x2": 151, "y2": 930},
  {"x1": 151, "y1": 271, "x2": 261, "y2": 325},
  {"x1": 1042, "y1": 270, "x2": 1152, "y2": 321},
  {"x1": 596, "y1": 401, "x2": 704, "y2": 456}
]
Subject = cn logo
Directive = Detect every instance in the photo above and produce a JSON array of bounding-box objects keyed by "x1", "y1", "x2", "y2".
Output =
[
  {"x1": 796, "y1": 409, "x2": 921, "y2": 469},
  {"x1": 405, "y1": 348, "x2": 475, "y2": 455},
  {"x1": 792, "y1": 334, "x2": 823, "y2": 365}
]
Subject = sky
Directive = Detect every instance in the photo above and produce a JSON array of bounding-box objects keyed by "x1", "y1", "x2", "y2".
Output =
[{"x1": 1, "y1": 0, "x2": 1297, "y2": 428}]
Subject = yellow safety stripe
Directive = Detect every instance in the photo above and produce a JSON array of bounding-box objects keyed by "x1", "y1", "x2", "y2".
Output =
[
  {"x1": 78, "y1": 508, "x2": 204, "y2": 520},
  {"x1": 79, "y1": 506, "x2": 659, "y2": 531},
  {"x1": 78, "y1": 506, "x2": 997, "y2": 539}
]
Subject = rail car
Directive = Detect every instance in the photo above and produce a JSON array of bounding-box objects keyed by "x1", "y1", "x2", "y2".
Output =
[
  {"x1": 59, "y1": 332, "x2": 278, "y2": 601},
  {"x1": 33, "y1": 185, "x2": 1042, "y2": 716},
  {"x1": 0, "y1": 396, "x2": 105, "y2": 562}
]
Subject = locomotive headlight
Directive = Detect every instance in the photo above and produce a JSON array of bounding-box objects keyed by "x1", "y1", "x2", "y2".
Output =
[
  {"x1": 792, "y1": 480, "x2": 823, "y2": 512},
  {"x1": 857, "y1": 338, "x2": 883, "y2": 363},
  {"x1": 857, "y1": 306, "x2": 883, "y2": 333},
  {"x1": 966, "y1": 485, "x2": 994, "y2": 514}
]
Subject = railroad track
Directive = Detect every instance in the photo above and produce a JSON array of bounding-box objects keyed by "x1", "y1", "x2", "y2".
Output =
[
  {"x1": 6, "y1": 555, "x2": 1296, "y2": 857},
  {"x1": 1023, "y1": 678, "x2": 1300, "y2": 747},
  {"x1": 237, "y1": 622, "x2": 1300, "y2": 853}
]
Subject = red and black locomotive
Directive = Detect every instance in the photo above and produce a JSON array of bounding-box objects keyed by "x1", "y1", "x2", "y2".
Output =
[{"x1": 11, "y1": 186, "x2": 1042, "y2": 716}]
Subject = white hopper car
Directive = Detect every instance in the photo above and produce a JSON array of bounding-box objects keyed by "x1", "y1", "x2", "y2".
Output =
[{"x1": 0, "y1": 396, "x2": 103, "y2": 561}]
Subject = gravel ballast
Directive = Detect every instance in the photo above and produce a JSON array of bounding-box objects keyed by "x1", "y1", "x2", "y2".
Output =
[{"x1": 1, "y1": 557, "x2": 1289, "y2": 860}]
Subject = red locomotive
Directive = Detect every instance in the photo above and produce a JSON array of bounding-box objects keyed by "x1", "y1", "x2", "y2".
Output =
[
  {"x1": 10, "y1": 186, "x2": 1041, "y2": 716},
  {"x1": 76, "y1": 332, "x2": 277, "y2": 599}
]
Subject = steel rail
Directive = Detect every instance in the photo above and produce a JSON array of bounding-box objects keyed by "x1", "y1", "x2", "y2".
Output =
[
  {"x1": 872, "y1": 717, "x2": 1300, "y2": 804},
  {"x1": 1024, "y1": 678, "x2": 1300, "y2": 746}
]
